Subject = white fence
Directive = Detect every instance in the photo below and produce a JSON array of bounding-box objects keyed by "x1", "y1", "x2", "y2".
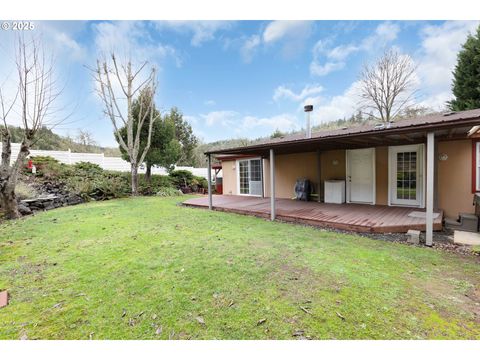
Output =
[{"x1": 1, "y1": 143, "x2": 208, "y2": 178}]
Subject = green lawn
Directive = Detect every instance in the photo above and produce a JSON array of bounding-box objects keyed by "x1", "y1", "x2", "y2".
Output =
[{"x1": 0, "y1": 196, "x2": 479, "y2": 340}]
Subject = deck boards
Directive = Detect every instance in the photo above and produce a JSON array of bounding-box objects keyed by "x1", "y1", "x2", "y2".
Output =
[{"x1": 183, "y1": 195, "x2": 443, "y2": 233}]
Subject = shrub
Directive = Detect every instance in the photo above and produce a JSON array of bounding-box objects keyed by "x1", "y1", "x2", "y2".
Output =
[
  {"x1": 169, "y1": 170, "x2": 194, "y2": 188},
  {"x1": 156, "y1": 186, "x2": 183, "y2": 197},
  {"x1": 192, "y1": 175, "x2": 208, "y2": 189},
  {"x1": 64, "y1": 170, "x2": 130, "y2": 201},
  {"x1": 15, "y1": 181, "x2": 38, "y2": 200},
  {"x1": 72, "y1": 162, "x2": 104, "y2": 176},
  {"x1": 89, "y1": 173, "x2": 130, "y2": 200},
  {"x1": 137, "y1": 174, "x2": 172, "y2": 195},
  {"x1": 29, "y1": 156, "x2": 70, "y2": 179},
  {"x1": 29, "y1": 155, "x2": 60, "y2": 167}
]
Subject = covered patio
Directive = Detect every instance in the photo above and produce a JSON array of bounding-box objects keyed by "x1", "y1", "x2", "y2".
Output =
[
  {"x1": 183, "y1": 195, "x2": 443, "y2": 233},
  {"x1": 198, "y1": 110, "x2": 480, "y2": 243}
]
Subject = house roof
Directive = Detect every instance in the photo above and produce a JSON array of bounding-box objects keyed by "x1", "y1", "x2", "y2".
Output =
[{"x1": 207, "y1": 108, "x2": 480, "y2": 157}]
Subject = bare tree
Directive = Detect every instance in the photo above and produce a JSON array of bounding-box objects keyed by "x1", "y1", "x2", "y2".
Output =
[
  {"x1": 0, "y1": 37, "x2": 60, "y2": 219},
  {"x1": 94, "y1": 54, "x2": 158, "y2": 195},
  {"x1": 359, "y1": 49, "x2": 417, "y2": 123},
  {"x1": 75, "y1": 129, "x2": 97, "y2": 150}
]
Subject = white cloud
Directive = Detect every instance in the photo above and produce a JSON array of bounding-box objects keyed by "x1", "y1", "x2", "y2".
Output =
[
  {"x1": 201, "y1": 110, "x2": 239, "y2": 127},
  {"x1": 310, "y1": 81, "x2": 363, "y2": 125},
  {"x1": 310, "y1": 21, "x2": 401, "y2": 77},
  {"x1": 54, "y1": 32, "x2": 86, "y2": 61},
  {"x1": 188, "y1": 110, "x2": 299, "y2": 140},
  {"x1": 234, "y1": 21, "x2": 313, "y2": 63},
  {"x1": 240, "y1": 35, "x2": 261, "y2": 63},
  {"x1": 157, "y1": 21, "x2": 232, "y2": 47},
  {"x1": 310, "y1": 61, "x2": 346, "y2": 77},
  {"x1": 93, "y1": 21, "x2": 181, "y2": 67},
  {"x1": 416, "y1": 20, "x2": 480, "y2": 109},
  {"x1": 204, "y1": 99, "x2": 216, "y2": 106},
  {"x1": 273, "y1": 84, "x2": 323, "y2": 102},
  {"x1": 239, "y1": 114, "x2": 298, "y2": 132},
  {"x1": 263, "y1": 20, "x2": 313, "y2": 59},
  {"x1": 361, "y1": 21, "x2": 400, "y2": 49},
  {"x1": 263, "y1": 21, "x2": 312, "y2": 44},
  {"x1": 327, "y1": 44, "x2": 359, "y2": 61}
]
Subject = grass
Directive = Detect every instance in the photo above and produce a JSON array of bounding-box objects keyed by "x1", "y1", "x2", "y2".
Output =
[{"x1": 0, "y1": 196, "x2": 479, "y2": 340}]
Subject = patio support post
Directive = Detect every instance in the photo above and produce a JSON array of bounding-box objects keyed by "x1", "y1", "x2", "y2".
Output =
[
  {"x1": 316, "y1": 150, "x2": 322, "y2": 202},
  {"x1": 270, "y1": 148, "x2": 276, "y2": 221},
  {"x1": 426, "y1": 132, "x2": 435, "y2": 246},
  {"x1": 207, "y1": 153, "x2": 212, "y2": 210}
]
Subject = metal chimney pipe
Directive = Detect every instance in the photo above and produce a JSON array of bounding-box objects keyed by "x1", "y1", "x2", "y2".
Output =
[{"x1": 304, "y1": 105, "x2": 313, "y2": 138}]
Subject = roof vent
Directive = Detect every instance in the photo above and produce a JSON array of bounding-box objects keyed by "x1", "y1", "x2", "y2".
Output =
[
  {"x1": 341, "y1": 126, "x2": 348, "y2": 130},
  {"x1": 374, "y1": 123, "x2": 385, "y2": 130},
  {"x1": 443, "y1": 111, "x2": 457, "y2": 117}
]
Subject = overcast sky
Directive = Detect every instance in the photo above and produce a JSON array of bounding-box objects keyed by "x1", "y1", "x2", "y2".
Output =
[{"x1": 0, "y1": 20, "x2": 478, "y2": 146}]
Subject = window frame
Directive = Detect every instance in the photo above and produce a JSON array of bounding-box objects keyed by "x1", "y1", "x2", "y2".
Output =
[
  {"x1": 236, "y1": 157, "x2": 263, "y2": 197},
  {"x1": 472, "y1": 140, "x2": 480, "y2": 193}
]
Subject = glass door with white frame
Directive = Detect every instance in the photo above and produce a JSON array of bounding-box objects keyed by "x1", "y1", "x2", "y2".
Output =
[
  {"x1": 238, "y1": 158, "x2": 263, "y2": 196},
  {"x1": 389, "y1": 144, "x2": 424, "y2": 207}
]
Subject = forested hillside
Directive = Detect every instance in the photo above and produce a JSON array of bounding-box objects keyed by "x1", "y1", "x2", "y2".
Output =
[{"x1": 2, "y1": 126, "x2": 121, "y2": 156}]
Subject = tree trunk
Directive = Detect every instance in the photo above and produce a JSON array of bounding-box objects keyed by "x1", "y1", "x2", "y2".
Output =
[
  {"x1": 131, "y1": 163, "x2": 139, "y2": 196},
  {"x1": 145, "y1": 163, "x2": 152, "y2": 185},
  {"x1": 0, "y1": 180, "x2": 20, "y2": 219},
  {"x1": 1, "y1": 134, "x2": 24, "y2": 220}
]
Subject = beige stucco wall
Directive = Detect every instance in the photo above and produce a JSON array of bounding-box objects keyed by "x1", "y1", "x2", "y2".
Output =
[
  {"x1": 437, "y1": 139, "x2": 474, "y2": 218},
  {"x1": 263, "y1": 150, "x2": 346, "y2": 198},
  {"x1": 263, "y1": 152, "x2": 317, "y2": 198},
  {"x1": 220, "y1": 140, "x2": 474, "y2": 219},
  {"x1": 220, "y1": 160, "x2": 237, "y2": 195},
  {"x1": 375, "y1": 147, "x2": 389, "y2": 205}
]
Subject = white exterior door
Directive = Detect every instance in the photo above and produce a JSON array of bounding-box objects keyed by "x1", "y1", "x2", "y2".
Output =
[
  {"x1": 389, "y1": 144, "x2": 424, "y2": 207},
  {"x1": 237, "y1": 158, "x2": 263, "y2": 196},
  {"x1": 346, "y1": 148, "x2": 375, "y2": 204}
]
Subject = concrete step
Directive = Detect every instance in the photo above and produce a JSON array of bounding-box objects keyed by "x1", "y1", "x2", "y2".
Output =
[{"x1": 445, "y1": 213, "x2": 479, "y2": 232}]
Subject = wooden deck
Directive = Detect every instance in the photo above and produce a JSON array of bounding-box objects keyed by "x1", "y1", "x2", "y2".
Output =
[{"x1": 183, "y1": 195, "x2": 443, "y2": 233}]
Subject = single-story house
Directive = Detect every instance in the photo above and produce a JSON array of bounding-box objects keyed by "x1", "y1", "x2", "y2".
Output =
[{"x1": 184, "y1": 108, "x2": 480, "y2": 245}]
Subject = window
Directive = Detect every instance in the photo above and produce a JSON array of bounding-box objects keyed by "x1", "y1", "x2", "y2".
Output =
[
  {"x1": 239, "y1": 160, "x2": 249, "y2": 194},
  {"x1": 250, "y1": 159, "x2": 261, "y2": 181},
  {"x1": 396, "y1": 151, "x2": 417, "y2": 200},
  {"x1": 473, "y1": 140, "x2": 480, "y2": 193}
]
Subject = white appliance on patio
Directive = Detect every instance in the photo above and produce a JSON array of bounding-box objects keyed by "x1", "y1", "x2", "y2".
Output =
[{"x1": 324, "y1": 180, "x2": 346, "y2": 204}]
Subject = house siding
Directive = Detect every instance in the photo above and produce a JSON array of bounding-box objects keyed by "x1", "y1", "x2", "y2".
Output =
[
  {"x1": 375, "y1": 147, "x2": 389, "y2": 205},
  {"x1": 437, "y1": 139, "x2": 474, "y2": 218},
  {"x1": 221, "y1": 160, "x2": 237, "y2": 195},
  {"x1": 262, "y1": 150, "x2": 345, "y2": 198}
]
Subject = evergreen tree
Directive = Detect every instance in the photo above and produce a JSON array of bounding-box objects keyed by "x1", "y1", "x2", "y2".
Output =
[
  {"x1": 270, "y1": 129, "x2": 285, "y2": 138},
  {"x1": 449, "y1": 26, "x2": 480, "y2": 111},
  {"x1": 117, "y1": 96, "x2": 181, "y2": 182},
  {"x1": 166, "y1": 107, "x2": 198, "y2": 166}
]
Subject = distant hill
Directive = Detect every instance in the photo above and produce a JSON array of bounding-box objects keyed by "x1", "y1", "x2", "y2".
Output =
[{"x1": 3, "y1": 126, "x2": 121, "y2": 157}]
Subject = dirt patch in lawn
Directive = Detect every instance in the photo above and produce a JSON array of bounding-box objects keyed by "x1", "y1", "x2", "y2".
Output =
[
  {"x1": 269, "y1": 255, "x2": 336, "y2": 304},
  {"x1": 408, "y1": 273, "x2": 480, "y2": 324}
]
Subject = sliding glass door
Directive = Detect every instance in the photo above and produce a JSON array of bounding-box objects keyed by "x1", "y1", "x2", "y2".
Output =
[{"x1": 238, "y1": 158, "x2": 263, "y2": 196}]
